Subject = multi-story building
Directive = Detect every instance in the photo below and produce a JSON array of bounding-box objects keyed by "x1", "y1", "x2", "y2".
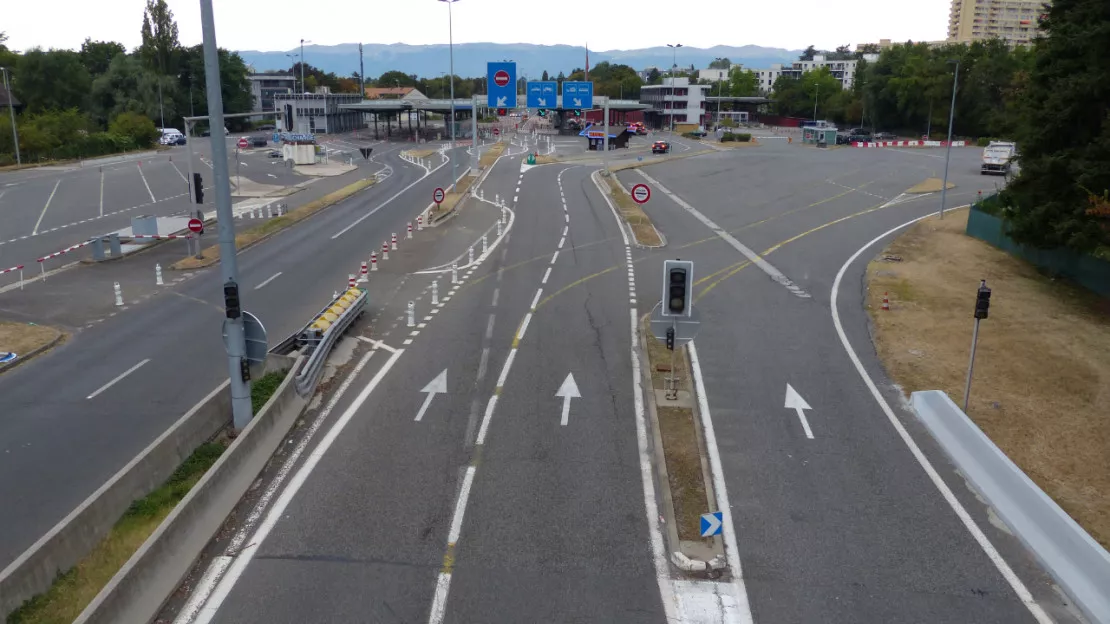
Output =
[
  {"x1": 752, "y1": 54, "x2": 879, "y2": 94},
  {"x1": 273, "y1": 92, "x2": 365, "y2": 135},
  {"x1": 248, "y1": 73, "x2": 297, "y2": 114},
  {"x1": 947, "y1": 0, "x2": 1046, "y2": 46},
  {"x1": 639, "y1": 77, "x2": 710, "y2": 128},
  {"x1": 697, "y1": 66, "x2": 735, "y2": 83}
]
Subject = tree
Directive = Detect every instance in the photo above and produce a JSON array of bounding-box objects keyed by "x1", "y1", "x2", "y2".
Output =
[
  {"x1": 799, "y1": 45, "x2": 818, "y2": 61},
  {"x1": 377, "y1": 70, "x2": 417, "y2": 88},
  {"x1": 0, "y1": 32, "x2": 18, "y2": 72},
  {"x1": 79, "y1": 39, "x2": 126, "y2": 78},
  {"x1": 89, "y1": 54, "x2": 176, "y2": 127},
  {"x1": 709, "y1": 57, "x2": 731, "y2": 69},
  {"x1": 14, "y1": 49, "x2": 91, "y2": 112},
  {"x1": 828, "y1": 44, "x2": 854, "y2": 61},
  {"x1": 139, "y1": 0, "x2": 180, "y2": 73},
  {"x1": 556, "y1": 71, "x2": 566, "y2": 82},
  {"x1": 541, "y1": 70, "x2": 549, "y2": 81},
  {"x1": 108, "y1": 111, "x2": 159, "y2": 147},
  {"x1": 647, "y1": 68, "x2": 661, "y2": 85},
  {"x1": 727, "y1": 68, "x2": 759, "y2": 97},
  {"x1": 855, "y1": 43, "x2": 881, "y2": 58},
  {"x1": 1001, "y1": 0, "x2": 1110, "y2": 252}
]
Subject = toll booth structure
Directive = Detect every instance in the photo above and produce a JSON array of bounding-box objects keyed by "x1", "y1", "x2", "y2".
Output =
[
  {"x1": 581, "y1": 124, "x2": 631, "y2": 151},
  {"x1": 801, "y1": 121, "x2": 838, "y2": 146}
]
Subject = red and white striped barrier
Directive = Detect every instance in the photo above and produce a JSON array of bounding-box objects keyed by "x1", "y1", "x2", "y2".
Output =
[
  {"x1": 128, "y1": 234, "x2": 194, "y2": 240},
  {"x1": 851, "y1": 140, "x2": 967, "y2": 148},
  {"x1": 358, "y1": 261, "x2": 369, "y2": 283},
  {"x1": 0, "y1": 265, "x2": 24, "y2": 275},
  {"x1": 370, "y1": 251, "x2": 378, "y2": 271},
  {"x1": 38, "y1": 240, "x2": 93, "y2": 263}
]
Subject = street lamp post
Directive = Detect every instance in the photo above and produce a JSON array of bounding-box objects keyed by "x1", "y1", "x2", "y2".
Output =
[
  {"x1": 667, "y1": 43, "x2": 682, "y2": 133},
  {"x1": 440, "y1": 0, "x2": 459, "y2": 191},
  {"x1": 1, "y1": 67, "x2": 20, "y2": 165},
  {"x1": 940, "y1": 59, "x2": 960, "y2": 219},
  {"x1": 286, "y1": 53, "x2": 300, "y2": 92},
  {"x1": 813, "y1": 82, "x2": 820, "y2": 122},
  {"x1": 300, "y1": 39, "x2": 312, "y2": 94},
  {"x1": 715, "y1": 57, "x2": 725, "y2": 129}
]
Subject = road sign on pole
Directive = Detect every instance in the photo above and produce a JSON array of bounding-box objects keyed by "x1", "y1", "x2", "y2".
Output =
[
  {"x1": 487, "y1": 62, "x2": 517, "y2": 108},
  {"x1": 700, "y1": 512, "x2": 723, "y2": 537},
  {"x1": 237, "y1": 137, "x2": 249, "y2": 150},
  {"x1": 561, "y1": 81, "x2": 594, "y2": 110},
  {"x1": 649, "y1": 302, "x2": 701, "y2": 347},
  {"x1": 188, "y1": 218, "x2": 204, "y2": 233},
  {"x1": 222, "y1": 311, "x2": 268, "y2": 379},
  {"x1": 433, "y1": 187, "x2": 445, "y2": 205},
  {"x1": 526, "y1": 81, "x2": 558, "y2": 108},
  {"x1": 631, "y1": 183, "x2": 651, "y2": 204}
]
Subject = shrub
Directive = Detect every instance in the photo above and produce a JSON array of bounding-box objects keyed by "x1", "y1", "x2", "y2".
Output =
[
  {"x1": 720, "y1": 133, "x2": 735, "y2": 142},
  {"x1": 733, "y1": 132, "x2": 752, "y2": 142},
  {"x1": 109, "y1": 112, "x2": 160, "y2": 148}
]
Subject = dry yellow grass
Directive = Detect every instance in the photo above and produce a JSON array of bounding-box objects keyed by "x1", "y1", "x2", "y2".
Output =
[
  {"x1": 0, "y1": 322, "x2": 61, "y2": 358},
  {"x1": 867, "y1": 207, "x2": 1110, "y2": 548},
  {"x1": 604, "y1": 175, "x2": 662, "y2": 246},
  {"x1": 906, "y1": 177, "x2": 956, "y2": 194},
  {"x1": 479, "y1": 142, "x2": 506, "y2": 168},
  {"x1": 172, "y1": 177, "x2": 375, "y2": 270},
  {"x1": 533, "y1": 154, "x2": 559, "y2": 164},
  {"x1": 429, "y1": 175, "x2": 476, "y2": 221},
  {"x1": 401, "y1": 148, "x2": 437, "y2": 159}
]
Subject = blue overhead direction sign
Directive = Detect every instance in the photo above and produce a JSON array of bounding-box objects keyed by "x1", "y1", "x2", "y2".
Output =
[
  {"x1": 487, "y1": 61, "x2": 518, "y2": 109},
  {"x1": 526, "y1": 81, "x2": 558, "y2": 108},
  {"x1": 562, "y1": 81, "x2": 594, "y2": 110},
  {"x1": 700, "y1": 511, "x2": 723, "y2": 537}
]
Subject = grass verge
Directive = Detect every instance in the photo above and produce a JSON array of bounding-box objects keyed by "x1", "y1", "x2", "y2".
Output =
[
  {"x1": 429, "y1": 175, "x2": 475, "y2": 222},
  {"x1": 172, "y1": 177, "x2": 376, "y2": 270},
  {"x1": 906, "y1": 177, "x2": 956, "y2": 194},
  {"x1": 7, "y1": 441, "x2": 229, "y2": 624},
  {"x1": 401, "y1": 148, "x2": 437, "y2": 159},
  {"x1": 251, "y1": 369, "x2": 287, "y2": 412},
  {"x1": 478, "y1": 142, "x2": 506, "y2": 169},
  {"x1": 533, "y1": 154, "x2": 559, "y2": 164},
  {"x1": 867, "y1": 207, "x2": 1110, "y2": 549},
  {"x1": 0, "y1": 322, "x2": 62, "y2": 361},
  {"x1": 602, "y1": 174, "x2": 662, "y2": 246},
  {"x1": 642, "y1": 317, "x2": 707, "y2": 541}
]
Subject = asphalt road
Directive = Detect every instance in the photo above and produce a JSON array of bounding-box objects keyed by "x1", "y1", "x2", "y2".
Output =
[{"x1": 0, "y1": 142, "x2": 458, "y2": 569}]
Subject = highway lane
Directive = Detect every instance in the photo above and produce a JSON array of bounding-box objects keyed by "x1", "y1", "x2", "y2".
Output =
[
  {"x1": 622, "y1": 146, "x2": 1075, "y2": 622},
  {"x1": 0, "y1": 145, "x2": 459, "y2": 569}
]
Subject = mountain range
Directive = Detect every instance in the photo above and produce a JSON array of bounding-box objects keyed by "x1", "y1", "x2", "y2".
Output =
[{"x1": 236, "y1": 43, "x2": 803, "y2": 80}]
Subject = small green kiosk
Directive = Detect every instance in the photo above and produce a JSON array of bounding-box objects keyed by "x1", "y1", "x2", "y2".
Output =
[{"x1": 802, "y1": 121, "x2": 837, "y2": 146}]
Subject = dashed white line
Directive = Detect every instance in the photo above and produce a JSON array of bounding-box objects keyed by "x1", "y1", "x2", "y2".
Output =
[
  {"x1": 516, "y1": 313, "x2": 533, "y2": 343},
  {"x1": 530, "y1": 288, "x2": 543, "y2": 310},
  {"x1": 254, "y1": 272, "x2": 282, "y2": 290},
  {"x1": 491, "y1": 287, "x2": 499, "y2": 307},
  {"x1": 541, "y1": 267, "x2": 551, "y2": 284},
  {"x1": 86, "y1": 359, "x2": 151, "y2": 400},
  {"x1": 550, "y1": 251, "x2": 559, "y2": 264},
  {"x1": 485, "y1": 314, "x2": 496, "y2": 339}
]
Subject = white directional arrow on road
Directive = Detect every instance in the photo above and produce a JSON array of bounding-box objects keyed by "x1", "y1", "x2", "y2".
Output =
[
  {"x1": 415, "y1": 369, "x2": 448, "y2": 422},
  {"x1": 784, "y1": 383, "x2": 814, "y2": 439},
  {"x1": 555, "y1": 373, "x2": 581, "y2": 426}
]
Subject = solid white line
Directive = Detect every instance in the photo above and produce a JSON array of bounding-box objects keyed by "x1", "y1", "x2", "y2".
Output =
[
  {"x1": 33, "y1": 180, "x2": 61, "y2": 235},
  {"x1": 332, "y1": 158, "x2": 447, "y2": 239},
  {"x1": 496, "y1": 348, "x2": 517, "y2": 388},
  {"x1": 591, "y1": 170, "x2": 631, "y2": 247},
  {"x1": 541, "y1": 267, "x2": 551, "y2": 284},
  {"x1": 137, "y1": 163, "x2": 156, "y2": 203},
  {"x1": 194, "y1": 348, "x2": 405, "y2": 623},
  {"x1": 637, "y1": 169, "x2": 809, "y2": 298},
  {"x1": 475, "y1": 395, "x2": 498, "y2": 445},
  {"x1": 447, "y1": 466, "x2": 477, "y2": 543},
  {"x1": 530, "y1": 288, "x2": 543, "y2": 310},
  {"x1": 428, "y1": 573, "x2": 452, "y2": 624},
  {"x1": 253, "y1": 271, "x2": 282, "y2": 290},
  {"x1": 86, "y1": 358, "x2": 151, "y2": 400},
  {"x1": 516, "y1": 313, "x2": 532, "y2": 344},
  {"x1": 171, "y1": 160, "x2": 188, "y2": 182},
  {"x1": 99, "y1": 171, "x2": 105, "y2": 217},
  {"x1": 830, "y1": 213, "x2": 1051, "y2": 623}
]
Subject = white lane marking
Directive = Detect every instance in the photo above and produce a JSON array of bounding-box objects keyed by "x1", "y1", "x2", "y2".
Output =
[
  {"x1": 564, "y1": 213, "x2": 569, "y2": 223},
  {"x1": 171, "y1": 159, "x2": 188, "y2": 182},
  {"x1": 137, "y1": 163, "x2": 157, "y2": 203},
  {"x1": 558, "y1": 236, "x2": 566, "y2": 249},
  {"x1": 86, "y1": 358, "x2": 151, "y2": 400},
  {"x1": 516, "y1": 313, "x2": 532, "y2": 343},
  {"x1": 253, "y1": 271, "x2": 282, "y2": 290},
  {"x1": 495, "y1": 348, "x2": 516, "y2": 389},
  {"x1": 356, "y1": 336, "x2": 398, "y2": 353},
  {"x1": 530, "y1": 288, "x2": 543, "y2": 311},
  {"x1": 491, "y1": 287, "x2": 499, "y2": 307},
  {"x1": 447, "y1": 466, "x2": 476, "y2": 543},
  {"x1": 637, "y1": 169, "x2": 810, "y2": 298},
  {"x1": 562, "y1": 226, "x2": 568, "y2": 237},
  {"x1": 32, "y1": 179, "x2": 61, "y2": 235},
  {"x1": 477, "y1": 347, "x2": 490, "y2": 381},
  {"x1": 332, "y1": 156, "x2": 448, "y2": 239},
  {"x1": 830, "y1": 212, "x2": 1051, "y2": 623},
  {"x1": 485, "y1": 314, "x2": 495, "y2": 340},
  {"x1": 429, "y1": 574, "x2": 453, "y2": 624},
  {"x1": 590, "y1": 171, "x2": 631, "y2": 247},
  {"x1": 194, "y1": 348, "x2": 405, "y2": 624},
  {"x1": 475, "y1": 395, "x2": 498, "y2": 445},
  {"x1": 541, "y1": 267, "x2": 551, "y2": 284},
  {"x1": 99, "y1": 170, "x2": 105, "y2": 217},
  {"x1": 550, "y1": 251, "x2": 559, "y2": 264},
  {"x1": 514, "y1": 195, "x2": 518, "y2": 203}
]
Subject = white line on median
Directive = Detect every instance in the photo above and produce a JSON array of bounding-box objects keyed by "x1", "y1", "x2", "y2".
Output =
[
  {"x1": 253, "y1": 272, "x2": 282, "y2": 290},
  {"x1": 137, "y1": 163, "x2": 157, "y2": 203},
  {"x1": 530, "y1": 288, "x2": 543, "y2": 311},
  {"x1": 32, "y1": 180, "x2": 61, "y2": 236},
  {"x1": 99, "y1": 170, "x2": 105, "y2": 217},
  {"x1": 86, "y1": 358, "x2": 151, "y2": 400},
  {"x1": 542, "y1": 267, "x2": 551, "y2": 284}
]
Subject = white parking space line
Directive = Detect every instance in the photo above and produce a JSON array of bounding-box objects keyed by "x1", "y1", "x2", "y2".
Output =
[
  {"x1": 32, "y1": 180, "x2": 61, "y2": 235},
  {"x1": 86, "y1": 359, "x2": 151, "y2": 400},
  {"x1": 254, "y1": 272, "x2": 282, "y2": 290},
  {"x1": 171, "y1": 160, "x2": 188, "y2": 181},
  {"x1": 137, "y1": 163, "x2": 156, "y2": 203}
]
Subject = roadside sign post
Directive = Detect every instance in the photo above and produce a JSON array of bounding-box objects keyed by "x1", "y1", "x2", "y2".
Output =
[
  {"x1": 487, "y1": 62, "x2": 518, "y2": 109},
  {"x1": 963, "y1": 280, "x2": 991, "y2": 411},
  {"x1": 433, "y1": 187, "x2": 445, "y2": 208},
  {"x1": 188, "y1": 217, "x2": 204, "y2": 259},
  {"x1": 651, "y1": 259, "x2": 698, "y2": 400},
  {"x1": 631, "y1": 183, "x2": 651, "y2": 204}
]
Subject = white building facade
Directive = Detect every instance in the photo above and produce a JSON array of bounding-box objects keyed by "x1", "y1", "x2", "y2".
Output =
[
  {"x1": 639, "y1": 77, "x2": 710, "y2": 127},
  {"x1": 753, "y1": 54, "x2": 879, "y2": 94}
]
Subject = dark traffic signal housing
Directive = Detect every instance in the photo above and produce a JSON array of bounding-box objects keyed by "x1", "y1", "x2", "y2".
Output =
[
  {"x1": 662, "y1": 259, "x2": 693, "y2": 317},
  {"x1": 192, "y1": 173, "x2": 204, "y2": 204},
  {"x1": 497, "y1": 108, "x2": 508, "y2": 116},
  {"x1": 223, "y1": 281, "x2": 242, "y2": 319},
  {"x1": 974, "y1": 280, "x2": 991, "y2": 319}
]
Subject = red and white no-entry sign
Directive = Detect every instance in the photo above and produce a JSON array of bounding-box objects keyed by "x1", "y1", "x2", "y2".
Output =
[
  {"x1": 493, "y1": 128, "x2": 500, "y2": 135},
  {"x1": 237, "y1": 137, "x2": 249, "y2": 149},
  {"x1": 187, "y1": 218, "x2": 204, "y2": 233},
  {"x1": 631, "y1": 183, "x2": 651, "y2": 204},
  {"x1": 433, "y1": 187, "x2": 446, "y2": 205},
  {"x1": 493, "y1": 70, "x2": 511, "y2": 88}
]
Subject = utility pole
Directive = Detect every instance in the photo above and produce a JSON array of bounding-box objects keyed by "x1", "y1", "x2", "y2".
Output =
[
  {"x1": 667, "y1": 43, "x2": 682, "y2": 133},
  {"x1": 440, "y1": 0, "x2": 459, "y2": 191},
  {"x1": 358, "y1": 43, "x2": 365, "y2": 97},
  {"x1": 940, "y1": 59, "x2": 960, "y2": 219},
  {"x1": 1, "y1": 67, "x2": 20, "y2": 165},
  {"x1": 300, "y1": 39, "x2": 307, "y2": 94},
  {"x1": 813, "y1": 82, "x2": 820, "y2": 122},
  {"x1": 963, "y1": 280, "x2": 991, "y2": 411},
  {"x1": 200, "y1": 0, "x2": 253, "y2": 430}
]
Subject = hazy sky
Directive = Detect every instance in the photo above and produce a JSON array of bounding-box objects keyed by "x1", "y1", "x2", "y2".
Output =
[{"x1": 5, "y1": 0, "x2": 952, "y2": 53}]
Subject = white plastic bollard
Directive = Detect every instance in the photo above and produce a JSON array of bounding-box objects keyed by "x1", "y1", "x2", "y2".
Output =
[
  {"x1": 155, "y1": 264, "x2": 163, "y2": 285},
  {"x1": 334, "y1": 290, "x2": 340, "y2": 299},
  {"x1": 468, "y1": 247, "x2": 475, "y2": 265},
  {"x1": 432, "y1": 280, "x2": 439, "y2": 305},
  {"x1": 358, "y1": 262, "x2": 369, "y2": 283},
  {"x1": 348, "y1": 274, "x2": 357, "y2": 289},
  {"x1": 407, "y1": 301, "x2": 415, "y2": 327},
  {"x1": 266, "y1": 205, "x2": 273, "y2": 218},
  {"x1": 407, "y1": 222, "x2": 413, "y2": 239},
  {"x1": 501, "y1": 206, "x2": 507, "y2": 224},
  {"x1": 497, "y1": 219, "x2": 503, "y2": 237},
  {"x1": 417, "y1": 215, "x2": 424, "y2": 231},
  {"x1": 482, "y1": 235, "x2": 488, "y2": 254},
  {"x1": 249, "y1": 209, "x2": 256, "y2": 219},
  {"x1": 495, "y1": 193, "x2": 500, "y2": 205},
  {"x1": 452, "y1": 262, "x2": 458, "y2": 284},
  {"x1": 370, "y1": 251, "x2": 378, "y2": 271},
  {"x1": 383, "y1": 241, "x2": 390, "y2": 261},
  {"x1": 392, "y1": 233, "x2": 398, "y2": 251},
  {"x1": 113, "y1": 282, "x2": 124, "y2": 306}
]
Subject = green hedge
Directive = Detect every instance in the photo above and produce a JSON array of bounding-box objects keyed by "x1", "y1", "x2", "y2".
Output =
[{"x1": 720, "y1": 132, "x2": 752, "y2": 143}]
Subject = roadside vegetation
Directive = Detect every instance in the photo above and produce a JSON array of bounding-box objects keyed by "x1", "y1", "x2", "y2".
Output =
[
  {"x1": 429, "y1": 175, "x2": 475, "y2": 222},
  {"x1": 0, "y1": 322, "x2": 62, "y2": 367},
  {"x1": 866, "y1": 208, "x2": 1110, "y2": 549},
  {"x1": 478, "y1": 142, "x2": 506, "y2": 168},
  {"x1": 602, "y1": 174, "x2": 662, "y2": 247}
]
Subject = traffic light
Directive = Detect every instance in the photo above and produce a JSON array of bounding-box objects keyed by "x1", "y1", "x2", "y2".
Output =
[
  {"x1": 662, "y1": 259, "x2": 693, "y2": 317},
  {"x1": 284, "y1": 104, "x2": 293, "y2": 131},
  {"x1": 974, "y1": 280, "x2": 991, "y2": 320},
  {"x1": 497, "y1": 108, "x2": 508, "y2": 116},
  {"x1": 224, "y1": 281, "x2": 242, "y2": 319},
  {"x1": 572, "y1": 109, "x2": 581, "y2": 117},
  {"x1": 192, "y1": 173, "x2": 204, "y2": 204},
  {"x1": 538, "y1": 109, "x2": 547, "y2": 117},
  {"x1": 665, "y1": 327, "x2": 675, "y2": 351}
]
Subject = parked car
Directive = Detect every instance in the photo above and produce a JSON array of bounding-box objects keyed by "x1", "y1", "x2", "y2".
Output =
[
  {"x1": 873, "y1": 131, "x2": 897, "y2": 141},
  {"x1": 835, "y1": 132, "x2": 851, "y2": 145},
  {"x1": 173, "y1": 135, "x2": 187, "y2": 146},
  {"x1": 257, "y1": 124, "x2": 276, "y2": 131},
  {"x1": 268, "y1": 149, "x2": 282, "y2": 158},
  {"x1": 847, "y1": 128, "x2": 872, "y2": 143},
  {"x1": 652, "y1": 140, "x2": 670, "y2": 154},
  {"x1": 250, "y1": 135, "x2": 268, "y2": 147}
]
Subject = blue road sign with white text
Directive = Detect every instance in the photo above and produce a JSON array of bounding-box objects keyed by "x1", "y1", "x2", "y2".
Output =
[
  {"x1": 526, "y1": 81, "x2": 558, "y2": 108},
  {"x1": 487, "y1": 62, "x2": 518, "y2": 109},
  {"x1": 562, "y1": 81, "x2": 594, "y2": 110},
  {"x1": 700, "y1": 511, "x2": 723, "y2": 537}
]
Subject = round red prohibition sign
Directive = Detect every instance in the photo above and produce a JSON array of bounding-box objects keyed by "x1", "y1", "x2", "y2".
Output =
[{"x1": 631, "y1": 183, "x2": 651, "y2": 204}]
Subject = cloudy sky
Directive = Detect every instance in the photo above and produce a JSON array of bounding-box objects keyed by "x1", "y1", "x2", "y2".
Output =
[{"x1": 5, "y1": 0, "x2": 952, "y2": 53}]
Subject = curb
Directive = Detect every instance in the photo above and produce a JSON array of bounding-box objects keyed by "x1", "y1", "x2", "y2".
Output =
[{"x1": 0, "y1": 328, "x2": 66, "y2": 376}]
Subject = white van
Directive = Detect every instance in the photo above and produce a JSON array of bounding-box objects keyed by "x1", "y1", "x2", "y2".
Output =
[{"x1": 158, "y1": 128, "x2": 184, "y2": 145}]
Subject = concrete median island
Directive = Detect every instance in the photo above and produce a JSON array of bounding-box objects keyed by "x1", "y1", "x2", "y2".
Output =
[
  {"x1": 598, "y1": 172, "x2": 662, "y2": 247},
  {"x1": 0, "y1": 322, "x2": 65, "y2": 374}
]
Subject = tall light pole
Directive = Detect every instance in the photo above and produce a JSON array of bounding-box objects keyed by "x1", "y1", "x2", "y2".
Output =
[
  {"x1": 439, "y1": 0, "x2": 459, "y2": 191},
  {"x1": 299, "y1": 39, "x2": 312, "y2": 94},
  {"x1": 667, "y1": 43, "x2": 682, "y2": 132},
  {"x1": 812, "y1": 81, "x2": 820, "y2": 122},
  {"x1": 715, "y1": 57, "x2": 725, "y2": 129},
  {"x1": 940, "y1": 59, "x2": 960, "y2": 219},
  {"x1": 285, "y1": 53, "x2": 300, "y2": 91},
  {"x1": 1, "y1": 67, "x2": 20, "y2": 165}
]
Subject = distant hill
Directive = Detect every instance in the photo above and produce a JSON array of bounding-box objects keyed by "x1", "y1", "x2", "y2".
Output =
[{"x1": 237, "y1": 42, "x2": 802, "y2": 80}]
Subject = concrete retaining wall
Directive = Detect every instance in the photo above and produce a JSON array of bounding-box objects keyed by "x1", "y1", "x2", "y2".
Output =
[
  {"x1": 911, "y1": 390, "x2": 1110, "y2": 623},
  {"x1": 74, "y1": 355, "x2": 307, "y2": 623}
]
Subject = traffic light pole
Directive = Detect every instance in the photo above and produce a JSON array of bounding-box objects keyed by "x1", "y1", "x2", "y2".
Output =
[
  {"x1": 963, "y1": 279, "x2": 990, "y2": 412},
  {"x1": 200, "y1": 0, "x2": 253, "y2": 430},
  {"x1": 471, "y1": 95, "x2": 479, "y2": 173}
]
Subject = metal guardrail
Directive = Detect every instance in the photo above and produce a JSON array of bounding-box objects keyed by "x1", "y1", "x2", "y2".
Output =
[{"x1": 282, "y1": 287, "x2": 367, "y2": 398}]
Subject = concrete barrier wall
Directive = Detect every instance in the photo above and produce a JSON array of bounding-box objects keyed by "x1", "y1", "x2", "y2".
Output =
[
  {"x1": 0, "y1": 380, "x2": 231, "y2": 617},
  {"x1": 75, "y1": 355, "x2": 306, "y2": 624},
  {"x1": 911, "y1": 390, "x2": 1110, "y2": 623}
]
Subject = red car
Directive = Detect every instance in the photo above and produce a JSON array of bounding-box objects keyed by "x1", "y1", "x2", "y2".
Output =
[{"x1": 652, "y1": 141, "x2": 670, "y2": 154}]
